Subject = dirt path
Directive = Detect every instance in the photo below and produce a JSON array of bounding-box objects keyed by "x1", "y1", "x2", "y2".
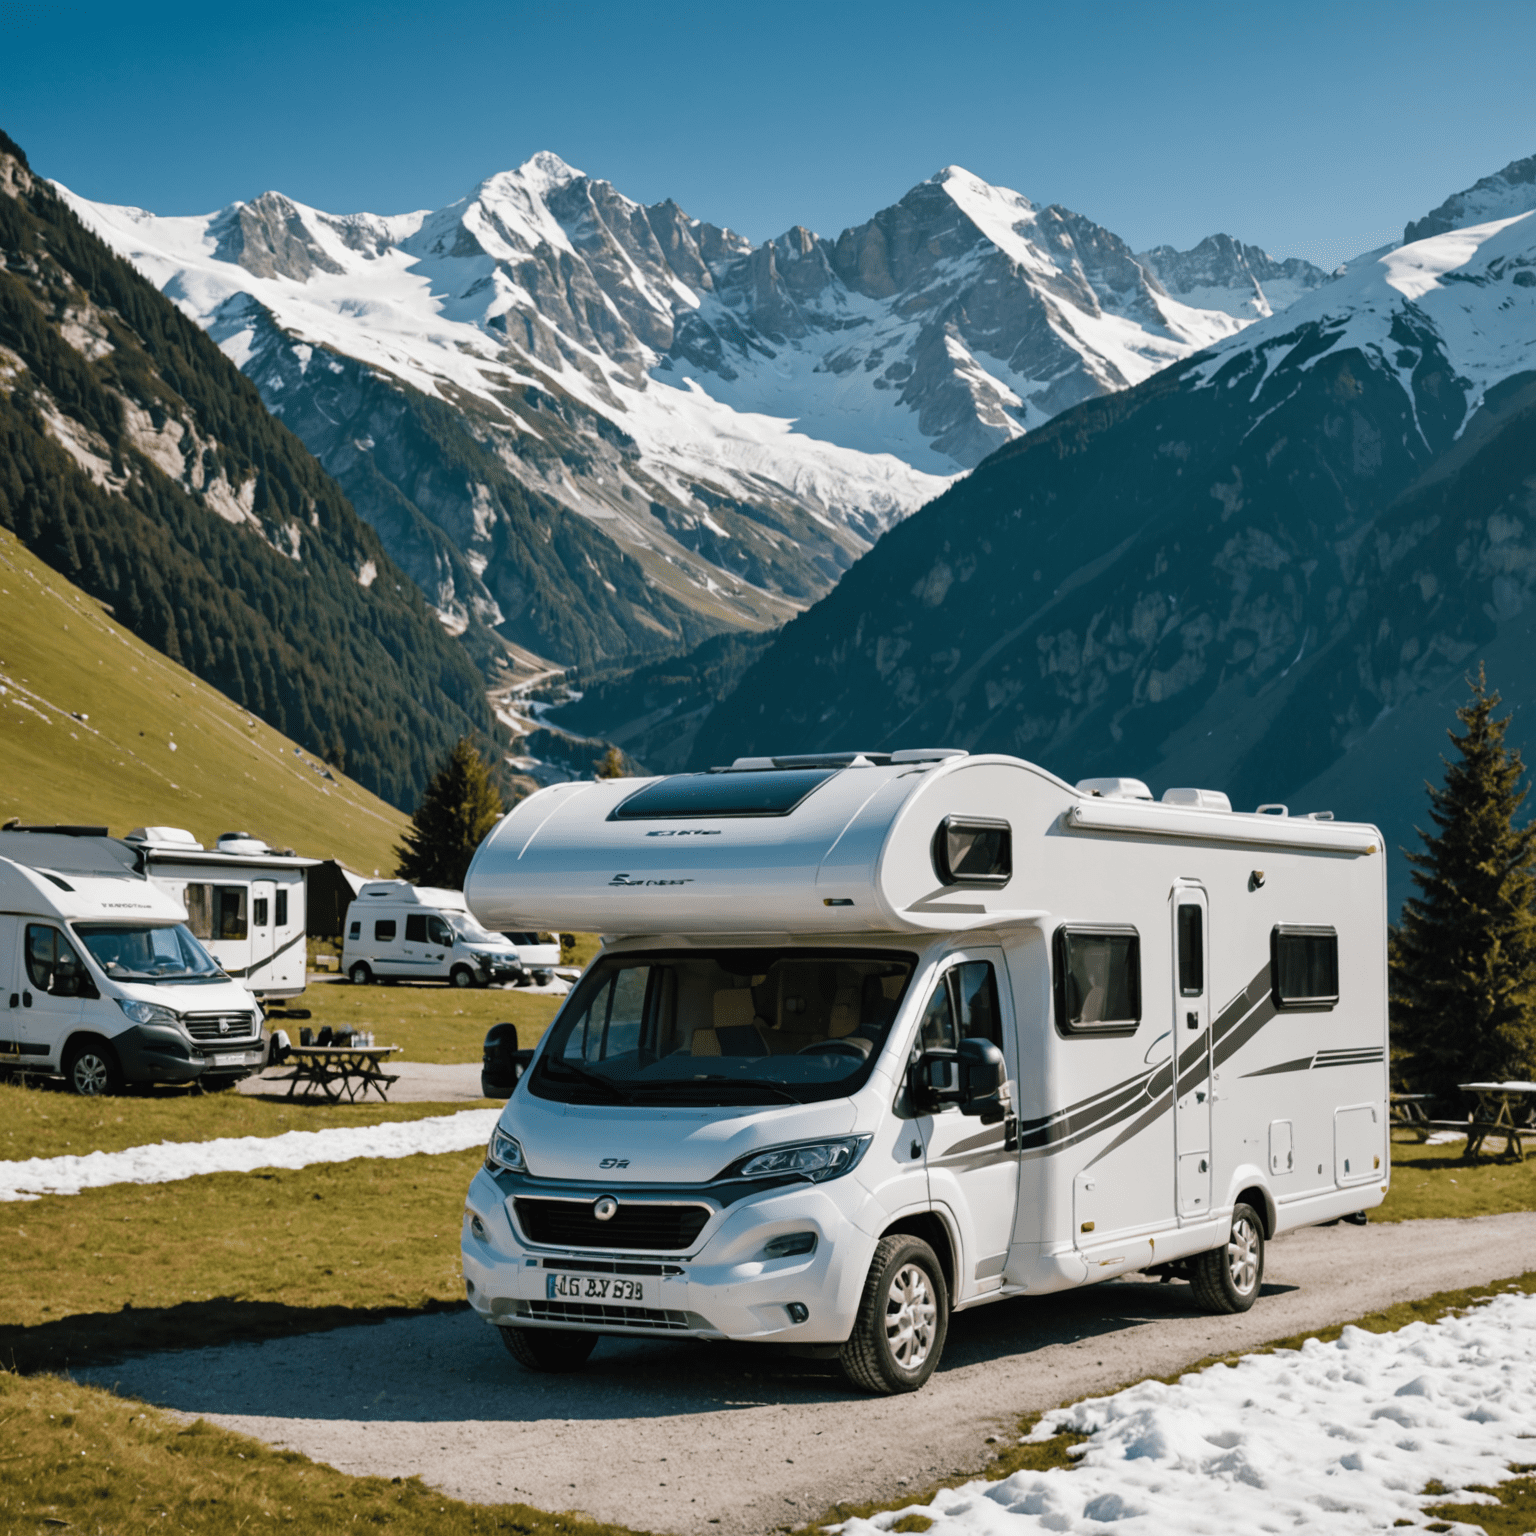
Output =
[{"x1": 77, "y1": 1213, "x2": 1536, "y2": 1535}]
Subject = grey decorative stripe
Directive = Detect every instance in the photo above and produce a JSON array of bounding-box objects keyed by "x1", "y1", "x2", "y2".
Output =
[
  {"x1": 1242, "y1": 1055, "x2": 1316, "y2": 1078},
  {"x1": 220, "y1": 929, "x2": 306, "y2": 978}
]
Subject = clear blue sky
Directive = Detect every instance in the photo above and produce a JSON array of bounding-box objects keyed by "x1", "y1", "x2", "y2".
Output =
[{"x1": 6, "y1": 0, "x2": 1535, "y2": 270}]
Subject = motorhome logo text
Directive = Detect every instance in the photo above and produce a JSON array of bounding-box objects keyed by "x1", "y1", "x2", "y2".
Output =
[
  {"x1": 643, "y1": 829, "x2": 721, "y2": 837},
  {"x1": 609, "y1": 874, "x2": 694, "y2": 887}
]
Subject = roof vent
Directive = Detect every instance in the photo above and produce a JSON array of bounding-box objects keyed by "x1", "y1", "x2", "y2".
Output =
[
  {"x1": 216, "y1": 832, "x2": 272, "y2": 855},
  {"x1": 1076, "y1": 778, "x2": 1153, "y2": 802},
  {"x1": 1161, "y1": 788, "x2": 1232, "y2": 813},
  {"x1": 891, "y1": 748, "x2": 968, "y2": 763},
  {"x1": 126, "y1": 826, "x2": 203, "y2": 848}
]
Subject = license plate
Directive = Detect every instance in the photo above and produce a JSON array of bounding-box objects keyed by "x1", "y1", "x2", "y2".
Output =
[{"x1": 546, "y1": 1273, "x2": 645, "y2": 1303}]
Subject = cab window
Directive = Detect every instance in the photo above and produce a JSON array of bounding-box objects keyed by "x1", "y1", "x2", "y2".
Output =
[
  {"x1": 25, "y1": 925, "x2": 96, "y2": 999},
  {"x1": 919, "y1": 961, "x2": 1004, "y2": 1051},
  {"x1": 427, "y1": 915, "x2": 454, "y2": 946},
  {"x1": 405, "y1": 914, "x2": 428, "y2": 943}
]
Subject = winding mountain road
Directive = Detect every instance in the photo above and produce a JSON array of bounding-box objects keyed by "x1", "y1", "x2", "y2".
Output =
[{"x1": 79, "y1": 1213, "x2": 1536, "y2": 1535}]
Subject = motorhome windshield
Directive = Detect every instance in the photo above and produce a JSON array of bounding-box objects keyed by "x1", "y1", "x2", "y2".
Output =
[
  {"x1": 73, "y1": 923, "x2": 224, "y2": 982},
  {"x1": 530, "y1": 949, "x2": 914, "y2": 1106},
  {"x1": 609, "y1": 768, "x2": 838, "y2": 820}
]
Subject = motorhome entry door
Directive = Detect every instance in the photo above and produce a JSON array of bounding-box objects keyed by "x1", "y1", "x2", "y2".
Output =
[
  {"x1": 914, "y1": 948, "x2": 1021, "y2": 1286},
  {"x1": 1171, "y1": 884, "x2": 1213, "y2": 1221},
  {"x1": 249, "y1": 881, "x2": 275, "y2": 988}
]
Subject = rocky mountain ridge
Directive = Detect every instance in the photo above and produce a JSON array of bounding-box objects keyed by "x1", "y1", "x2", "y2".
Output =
[{"x1": 63, "y1": 157, "x2": 1329, "y2": 673}]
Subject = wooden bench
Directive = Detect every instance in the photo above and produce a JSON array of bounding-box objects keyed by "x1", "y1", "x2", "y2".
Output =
[{"x1": 268, "y1": 1044, "x2": 402, "y2": 1103}]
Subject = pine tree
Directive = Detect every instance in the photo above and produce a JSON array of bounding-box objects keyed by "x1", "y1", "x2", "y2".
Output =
[
  {"x1": 1391, "y1": 666, "x2": 1536, "y2": 1102},
  {"x1": 596, "y1": 746, "x2": 627, "y2": 779},
  {"x1": 394, "y1": 737, "x2": 505, "y2": 889}
]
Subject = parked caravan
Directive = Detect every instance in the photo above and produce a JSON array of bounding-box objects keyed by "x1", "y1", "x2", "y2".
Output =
[
  {"x1": 342, "y1": 882, "x2": 525, "y2": 987},
  {"x1": 459, "y1": 750, "x2": 1389, "y2": 1394},
  {"x1": 125, "y1": 829, "x2": 316, "y2": 1000},
  {"x1": 0, "y1": 832, "x2": 267, "y2": 1094}
]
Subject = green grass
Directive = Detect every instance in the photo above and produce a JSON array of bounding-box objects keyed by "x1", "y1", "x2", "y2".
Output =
[
  {"x1": 0, "y1": 523, "x2": 406, "y2": 873},
  {"x1": 1425, "y1": 1469, "x2": 1536, "y2": 1534},
  {"x1": 0, "y1": 1149, "x2": 484, "y2": 1371},
  {"x1": 0, "y1": 1370, "x2": 646, "y2": 1536},
  {"x1": 1378, "y1": 1134, "x2": 1536, "y2": 1222},
  {"x1": 293, "y1": 977, "x2": 562, "y2": 1063},
  {"x1": 0, "y1": 1078, "x2": 490, "y2": 1162}
]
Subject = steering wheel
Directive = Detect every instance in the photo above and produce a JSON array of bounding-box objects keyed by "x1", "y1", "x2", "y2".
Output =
[{"x1": 796, "y1": 1038, "x2": 869, "y2": 1060}]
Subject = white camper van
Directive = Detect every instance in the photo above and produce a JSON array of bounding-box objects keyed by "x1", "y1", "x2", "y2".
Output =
[
  {"x1": 342, "y1": 881, "x2": 525, "y2": 987},
  {"x1": 459, "y1": 750, "x2": 1389, "y2": 1394},
  {"x1": 0, "y1": 832, "x2": 267, "y2": 1095},
  {"x1": 126, "y1": 828, "x2": 316, "y2": 1000}
]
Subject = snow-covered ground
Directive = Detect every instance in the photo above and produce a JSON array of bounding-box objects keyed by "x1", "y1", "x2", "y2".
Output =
[
  {"x1": 841, "y1": 1289, "x2": 1536, "y2": 1536},
  {"x1": 0, "y1": 1108, "x2": 499, "y2": 1201}
]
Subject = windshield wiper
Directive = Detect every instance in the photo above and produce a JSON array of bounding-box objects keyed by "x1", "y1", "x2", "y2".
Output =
[{"x1": 543, "y1": 1057, "x2": 633, "y2": 1103}]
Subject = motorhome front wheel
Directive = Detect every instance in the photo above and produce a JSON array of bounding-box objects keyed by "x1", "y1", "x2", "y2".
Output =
[
  {"x1": 498, "y1": 1326, "x2": 598, "y2": 1373},
  {"x1": 65, "y1": 1039, "x2": 123, "y2": 1098},
  {"x1": 348, "y1": 961, "x2": 372, "y2": 986},
  {"x1": 839, "y1": 1234, "x2": 950, "y2": 1394}
]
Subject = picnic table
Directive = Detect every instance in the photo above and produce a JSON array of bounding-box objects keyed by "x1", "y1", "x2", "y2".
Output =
[
  {"x1": 1454, "y1": 1081, "x2": 1536, "y2": 1160},
  {"x1": 1390, "y1": 1092, "x2": 1434, "y2": 1142},
  {"x1": 270, "y1": 1044, "x2": 402, "y2": 1103}
]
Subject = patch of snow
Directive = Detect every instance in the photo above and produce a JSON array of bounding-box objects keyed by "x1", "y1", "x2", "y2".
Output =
[
  {"x1": 356, "y1": 558, "x2": 377, "y2": 587},
  {"x1": 843, "y1": 1291, "x2": 1536, "y2": 1536},
  {"x1": 0, "y1": 1109, "x2": 500, "y2": 1201}
]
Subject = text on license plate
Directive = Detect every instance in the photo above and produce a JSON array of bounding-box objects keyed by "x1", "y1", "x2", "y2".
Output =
[{"x1": 546, "y1": 1274, "x2": 644, "y2": 1302}]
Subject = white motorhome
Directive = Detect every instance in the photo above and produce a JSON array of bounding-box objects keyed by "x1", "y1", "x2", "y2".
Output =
[
  {"x1": 459, "y1": 750, "x2": 1388, "y2": 1394},
  {"x1": 126, "y1": 828, "x2": 316, "y2": 1000},
  {"x1": 0, "y1": 832, "x2": 267, "y2": 1095},
  {"x1": 500, "y1": 932, "x2": 562, "y2": 986},
  {"x1": 342, "y1": 881, "x2": 525, "y2": 987}
]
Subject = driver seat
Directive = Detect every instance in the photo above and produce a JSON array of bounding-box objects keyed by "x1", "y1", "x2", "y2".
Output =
[{"x1": 692, "y1": 989, "x2": 768, "y2": 1056}]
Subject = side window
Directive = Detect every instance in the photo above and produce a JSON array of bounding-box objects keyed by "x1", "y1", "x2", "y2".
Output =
[
  {"x1": 932, "y1": 817, "x2": 1012, "y2": 886},
  {"x1": 25, "y1": 925, "x2": 92, "y2": 998},
  {"x1": 1271, "y1": 926, "x2": 1338, "y2": 1009},
  {"x1": 253, "y1": 897, "x2": 270, "y2": 927},
  {"x1": 348, "y1": 920, "x2": 361, "y2": 940},
  {"x1": 404, "y1": 914, "x2": 428, "y2": 943},
  {"x1": 918, "y1": 980, "x2": 956, "y2": 1051},
  {"x1": 215, "y1": 885, "x2": 248, "y2": 940},
  {"x1": 184, "y1": 883, "x2": 214, "y2": 940},
  {"x1": 374, "y1": 919, "x2": 397, "y2": 942},
  {"x1": 564, "y1": 966, "x2": 651, "y2": 1061},
  {"x1": 1177, "y1": 904, "x2": 1204, "y2": 996},
  {"x1": 1054, "y1": 927, "x2": 1141, "y2": 1033},
  {"x1": 275, "y1": 889, "x2": 289, "y2": 927},
  {"x1": 426, "y1": 915, "x2": 454, "y2": 946},
  {"x1": 951, "y1": 961, "x2": 1003, "y2": 1049}
]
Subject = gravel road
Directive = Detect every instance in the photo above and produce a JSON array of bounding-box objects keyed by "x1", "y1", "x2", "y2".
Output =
[{"x1": 78, "y1": 1212, "x2": 1536, "y2": 1535}]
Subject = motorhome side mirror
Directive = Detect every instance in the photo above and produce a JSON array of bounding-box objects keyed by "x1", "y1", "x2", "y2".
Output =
[
  {"x1": 957, "y1": 1037, "x2": 1007, "y2": 1123},
  {"x1": 482, "y1": 1022, "x2": 522, "y2": 1099}
]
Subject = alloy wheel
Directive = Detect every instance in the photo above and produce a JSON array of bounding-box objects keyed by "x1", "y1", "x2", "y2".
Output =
[
  {"x1": 884, "y1": 1262, "x2": 937, "y2": 1370},
  {"x1": 72, "y1": 1053, "x2": 110, "y2": 1096},
  {"x1": 1227, "y1": 1215, "x2": 1260, "y2": 1295}
]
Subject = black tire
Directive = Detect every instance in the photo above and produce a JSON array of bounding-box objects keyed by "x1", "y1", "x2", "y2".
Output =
[
  {"x1": 498, "y1": 1326, "x2": 598, "y2": 1373},
  {"x1": 532, "y1": 970, "x2": 553, "y2": 987},
  {"x1": 839, "y1": 1234, "x2": 949, "y2": 1394},
  {"x1": 65, "y1": 1039, "x2": 124, "y2": 1098},
  {"x1": 200, "y1": 1075, "x2": 240, "y2": 1093},
  {"x1": 348, "y1": 961, "x2": 372, "y2": 986},
  {"x1": 1189, "y1": 1202, "x2": 1266, "y2": 1314},
  {"x1": 450, "y1": 965, "x2": 476, "y2": 989}
]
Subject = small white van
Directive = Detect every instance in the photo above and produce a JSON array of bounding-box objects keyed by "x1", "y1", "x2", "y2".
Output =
[
  {"x1": 500, "y1": 932, "x2": 561, "y2": 986},
  {"x1": 459, "y1": 750, "x2": 1389, "y2": 1394},
  {"x1": 0, "y1": 832, "x2": 267, "y2": 1095},
  {"x1": 342, "y1": 881, "x2": 525, "y2": 988}
]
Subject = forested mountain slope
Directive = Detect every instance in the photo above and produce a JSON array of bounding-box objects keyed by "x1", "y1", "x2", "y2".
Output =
[
  {"x1": 0, "y1": 130, "x2": 497, "y2": 809},
  {"x1": 692, "y1": 196, "x2": 1536, "y2": 906}
]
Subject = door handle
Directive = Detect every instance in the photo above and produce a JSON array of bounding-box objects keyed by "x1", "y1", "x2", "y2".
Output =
[
  {"x1": 7, "y1": 993, "x2": 16, "y2": 1009},
  {"x1": 22, "y1": 991, "x2": 31, "y2": 1008}
]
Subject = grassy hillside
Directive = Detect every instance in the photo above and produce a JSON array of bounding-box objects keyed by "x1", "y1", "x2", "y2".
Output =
[{"x1": 0, "y1": 523, "x2": 405, "y2": 872}]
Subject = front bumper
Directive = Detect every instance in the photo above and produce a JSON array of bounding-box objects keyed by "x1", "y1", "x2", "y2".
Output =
[
  {"x1": 112, "y1": 1024, "x2": 267, "y2": 1086},
  {"x1": 460, "y1": 1165, "x2": 877, "y2": 1345}
]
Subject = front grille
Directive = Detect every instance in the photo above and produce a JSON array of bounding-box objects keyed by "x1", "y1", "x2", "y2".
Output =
[
  {"x1": 513, "y1": 1197, "x2": 711, "y2": 1252},
  {"x1": 184, "y1": 1012, "x2": 257, "y2": 1042},
  {"x1": 516, "y1": 1299, "x2": 694, "y2": 1330}
]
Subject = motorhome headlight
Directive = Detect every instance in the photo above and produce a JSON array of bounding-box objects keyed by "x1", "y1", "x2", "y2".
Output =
[
  {"x1": 116, "y1": 998, "x2": 180, "y2": 1028},
  {"x1": 486, "y1": 1128, "x2": 526, "y2": 1172},
  {"x1": 717, "y1": 1136, "x2": 871, "y2": 1184}
]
